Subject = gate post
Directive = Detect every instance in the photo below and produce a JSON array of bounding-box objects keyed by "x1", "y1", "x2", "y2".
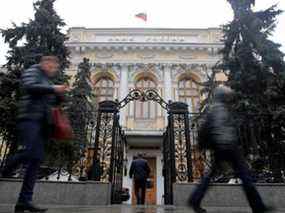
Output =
[
  {"x1": 168, "y1": 102, "x2": 193, "y2": 182},
  {"x1": 90, "y1": 100, "x2": 125, "y2": 204},
  {"x1": 91, "y1": 101, "x2": 119, "y2": 182},
  {"x1": 163, "y1": 102, "x2": 193, "y2": 204}
]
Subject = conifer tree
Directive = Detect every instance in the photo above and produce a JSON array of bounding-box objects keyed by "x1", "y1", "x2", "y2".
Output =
[
  {"x1": 68, "y1": 58, "x2": 94, "y2": 150},
  {"x1": 219, "y1": 0, "x2": 285, "y2": 181},
  {"x1": 0, "y1": 0, "x2": 70, "y2": 153},
  {"x1": 221, "y1": 0, "x2": 285, "y2": 113}
]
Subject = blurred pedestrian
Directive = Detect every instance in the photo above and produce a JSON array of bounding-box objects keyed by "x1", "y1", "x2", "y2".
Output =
[
  {"x1": 1, "y1": 56, "x2": 69, "y2": 213},
  {"x1": 188, "y1": 86, "x2": 272, "y2": 213}
]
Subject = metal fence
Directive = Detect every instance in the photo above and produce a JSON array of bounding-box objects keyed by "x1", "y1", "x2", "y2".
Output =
[
  {"x1": 0, "y1": 121, "x2": 92, "y2": 182},
  {"x1": 1, "y1": 112, "x2": 285, "y2": 184},
  {"x1": 0, "y1": 135, "x2": 9, "y2": 169},
  {"x1": 187, "y1": 113, "x2": 285, "y2": 183}
]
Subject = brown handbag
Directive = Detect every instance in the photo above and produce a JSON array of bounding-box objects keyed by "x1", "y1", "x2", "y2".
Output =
[{"x1": 51, "y1": 107, "x2": 74, "y2": 140}]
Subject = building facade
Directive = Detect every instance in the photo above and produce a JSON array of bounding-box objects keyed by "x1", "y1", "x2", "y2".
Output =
[{"x1": 66, "y1": 28, "x2": 223, "y2": 205}]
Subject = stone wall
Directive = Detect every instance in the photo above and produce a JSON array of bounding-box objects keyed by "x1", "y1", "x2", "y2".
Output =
[
  {"x1": 174, "y1": 183, "x2": 285, "y2": 208},
  {"x1": 0, "y1": 179, "x2": 111, "y2": 206}
]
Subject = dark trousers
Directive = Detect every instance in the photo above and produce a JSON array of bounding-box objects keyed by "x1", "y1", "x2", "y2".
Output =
[
  {"x1": 190, "y1": 146, "x2": 266, "y2": 212},
  {"x1": 134, "y1": 179, "x2": 147, "y2": 205},
  {"x1": 4, "y1": 120, "x2": 46, "y2": 203}
]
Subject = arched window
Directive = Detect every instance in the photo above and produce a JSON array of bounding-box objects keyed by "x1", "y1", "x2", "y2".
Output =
[
  {"x1": 94, "y1": 77, "x2": 114, "y2": 102},
  {"x1": 178, "y1": 78, "x2": 200, "y2": 112},
  {"x1": 135, "y1": 77, "x2": 157, "y2": 119}
]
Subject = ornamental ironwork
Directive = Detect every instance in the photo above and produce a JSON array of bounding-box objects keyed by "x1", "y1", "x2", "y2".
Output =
[
  {"x1": 163, "y1": 102, "x2": 193, "y2": 204},
  {"x1": 173, "y1": 113, "x2": 189, "y2": 182},
  {"x1": 89, "y1": 100, "x2": 125, "y2": 204},
  {"x1": 118, "y1": 88, "x2": 168, "y2": 110},
  {"x1": 88, "y1": 92, "x2": 195, "y2": 205},
  {"x1": 163, "y1": 125, "x2": 175, "y2": 205},
  {"x1": 95, "y1": 111, "x2": 114, "y2": 182}
]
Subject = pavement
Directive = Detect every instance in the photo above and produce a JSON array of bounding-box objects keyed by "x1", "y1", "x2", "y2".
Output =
[{"x1": 0, "y1": 205, "x2": 284, "y2": 213}]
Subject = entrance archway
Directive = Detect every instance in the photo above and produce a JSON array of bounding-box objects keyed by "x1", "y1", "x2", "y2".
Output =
[{"x1": 90, "y1": 89, "x2": 193, "y2": 205}]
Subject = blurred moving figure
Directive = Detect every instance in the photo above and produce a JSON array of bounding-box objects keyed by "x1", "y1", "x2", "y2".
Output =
[
  {"x1": 129, "y1": 153, "x2": 151, "y2": 205},
  {"x1": 189, "y1": 86, "x2": 272, "y2": 213},
  {"x1": 1, "y1": 56, "x2": 69, "y2": 213}
]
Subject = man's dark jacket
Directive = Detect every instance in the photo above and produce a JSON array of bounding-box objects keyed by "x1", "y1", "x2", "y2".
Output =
[
  {"x1": 17, "y1": 64, "x2": 58, "y2": 122},
  {"x1": 198, "y1": 88, "x2": 238, "y2": 149},
  {"x1": 129, "y1": 158, "x2": 151, "y2": 181}
]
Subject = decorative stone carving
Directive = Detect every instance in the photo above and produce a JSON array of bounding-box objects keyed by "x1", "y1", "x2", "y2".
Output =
[
  {"x1": 91, "y1": 63, "x2": 121, "y2": 80},
  {"x1": 67, "y1": 28, "x2": 223, "y2": 45},
  {"x1": 178, "y1": 53, "x2": 195, "y2": 60},
  {"x1": 171, "y1": 64, "x2": 209, "y2": 82},
  {"x1": 95, "y1": 51, "x2": 114, "y2": 59},
  {"x1": 69, "y1": 32, "x2": 82, "y2": 42},
  {"x1": 137, "y1": 52, "x2": 156, "y2": 60},
  {"x1": 128, "y1": 63, "x2": 163, "y2": 83}
]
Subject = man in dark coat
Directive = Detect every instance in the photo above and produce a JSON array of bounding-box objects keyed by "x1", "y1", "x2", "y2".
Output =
[
  {"x1": 189, "y1": 86, "x2": 271, "y2": 213},
  {"x1": 129, "y1": 153, "x2": 151, "y2": 205},
  {"x1": 1, "y1": 56, "x2": 69, "y2": 213}
]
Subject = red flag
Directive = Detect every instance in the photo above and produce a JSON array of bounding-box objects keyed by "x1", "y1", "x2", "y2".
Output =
[{"x1": 135, "y1": 13, "x2": 147, "y2": 22}]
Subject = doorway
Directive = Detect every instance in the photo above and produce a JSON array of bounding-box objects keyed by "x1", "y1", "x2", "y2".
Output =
[{"x1": 132, "y1": 157, "x2": 157, "y2": 205}]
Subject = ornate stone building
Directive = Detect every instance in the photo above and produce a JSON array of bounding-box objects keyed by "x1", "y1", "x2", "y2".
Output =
[{"x1": 66, "y1": 27, "x2": 223, "y2": 205}]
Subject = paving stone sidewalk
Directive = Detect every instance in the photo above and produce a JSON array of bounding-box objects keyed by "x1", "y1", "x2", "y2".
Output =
[{"x1": 0, "y1": 205, "x2": 283, "y2": 213}]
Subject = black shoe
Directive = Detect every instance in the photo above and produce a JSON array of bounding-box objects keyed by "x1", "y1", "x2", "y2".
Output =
[
  {"x1": 188, "y1": 199, "x2": 207, "y2": 213},
  {"x1": 190, "y1": 206, "x2": 207, "y2": 213},
  {"x1": 0, "y1": 167, "x2": 14, "y2": 178},
  {"x1": 0, "y1": 169, "x2": 7, "y2": 178},
  {"x1": 253, "y1": 206, "x2": 275, "y2": 213},
  {"x1": 15, "y1": 202, "x2": 48, "y2": 213}
]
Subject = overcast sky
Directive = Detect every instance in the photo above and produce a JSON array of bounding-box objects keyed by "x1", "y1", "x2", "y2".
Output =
[{"x1": 0, "y1": 0, "x2": 284, "y2": 65}]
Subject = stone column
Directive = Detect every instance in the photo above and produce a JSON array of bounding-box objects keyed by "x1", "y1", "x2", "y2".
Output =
[
  {"x1": 164, "y1": 64, "x2": 172, "y2": 102},
  {"x1": 164, "y1": 64, "x2": 172, "y2": 123},
  {"x1": 119, "y1": 64, "x2": 129, "y2": 127}
]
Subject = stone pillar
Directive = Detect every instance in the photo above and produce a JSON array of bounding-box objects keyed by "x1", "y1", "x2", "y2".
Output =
[
  {"x1": 119, "y1": 64, "x2": 129, "y2": 127},
  {"x1": 164, "y1": 64, "x2": 172, "y2": 124},
  {"x1": 164, "y1": 64, "x2": 172, "y2": 103}
]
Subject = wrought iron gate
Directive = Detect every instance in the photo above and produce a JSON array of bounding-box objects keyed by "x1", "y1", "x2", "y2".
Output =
[
  {"x1": 162, "y1": 124, "x2": 175, "y2": 205},
  {"x1": 163, "y1": 102, "x2": 193, "y2": 205},
  {"x1": 90, "y1": 90, "x2": 194, "y2": 205},
  {"x1": 90, "y1": 100, "x2": 125, "y2": 204}
]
